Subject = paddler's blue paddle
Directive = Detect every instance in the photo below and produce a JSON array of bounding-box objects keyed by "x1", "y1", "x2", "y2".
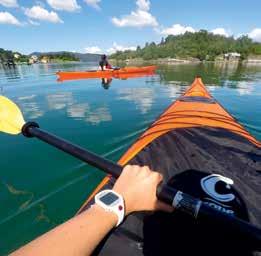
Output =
[{"x1": 0, "y1": 95, "x2": 260, "y2": 250}]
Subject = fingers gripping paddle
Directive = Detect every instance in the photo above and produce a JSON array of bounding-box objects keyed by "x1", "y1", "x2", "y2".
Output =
[{"x1": 0, "y1": 95, "x2": 261, "y2": 250}]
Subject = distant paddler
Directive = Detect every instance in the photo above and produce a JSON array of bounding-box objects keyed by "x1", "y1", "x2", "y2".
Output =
[{"x1": 99, "y1": 54, "x2": 113, "y2": 70}]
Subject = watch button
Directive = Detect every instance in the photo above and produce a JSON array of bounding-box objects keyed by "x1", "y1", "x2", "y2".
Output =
[{"x1": 118, "y1": 205, "x2": 123, "y2": 211}]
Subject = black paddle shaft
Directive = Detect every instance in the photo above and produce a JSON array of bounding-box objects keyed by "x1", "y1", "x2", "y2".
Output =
[
  {"x1": 157, "y1": 184, "x2": 261, "y2": 250},
  {"x1": 22, "y1": 122, "x2": 122, "y2": 178},
  {"x1": 22, "y1": 122, "x2": 261, "y2": 250}
]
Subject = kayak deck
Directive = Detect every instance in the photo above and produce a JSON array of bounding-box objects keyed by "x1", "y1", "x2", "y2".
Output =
[
  {"x1": 77, "y1": 77, "x2": 261, "y2": 255},
  {"x1": 118, "y1": 77, "x2": 260, "y2": 164},
  {"x1": 56, "y1": 65, "x2": 157, "y2": 81}
]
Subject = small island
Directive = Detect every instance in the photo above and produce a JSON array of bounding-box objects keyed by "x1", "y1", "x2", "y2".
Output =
[
  {"x1": 0, "y1": 49, "x2": 102, "y2": 67},
  {"x1": 0, "y1": 50, "x2": 81, "y2": 66},
  {"x1": 28, "y1": 52, "x2": 79, "y2": 64},
  {"x1": 0, "y1": 49, "x2": 79, "y2": 66}
]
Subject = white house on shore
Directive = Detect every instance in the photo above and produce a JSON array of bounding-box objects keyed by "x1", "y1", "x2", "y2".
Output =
[
  {"x1": 224, "y1": 52, "x2": 241, "y2": 60},
  {"x1": 29, "y1": 55, "x2": 38, "y2": 64},
  {"x1": 14, "y1": 53, "x2": 21, "y2": 59}
]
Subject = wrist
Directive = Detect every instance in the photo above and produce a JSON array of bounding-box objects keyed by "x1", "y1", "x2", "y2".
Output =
[
  {"x1": 112, "y1": 189, "x2": 131, "y2": 215},
  {"x1": 91, "y1": 204, "x2": 118, "y2": 227},
  {"x1": 94, "y1": 190, "x2": 125, "y2": 226}
]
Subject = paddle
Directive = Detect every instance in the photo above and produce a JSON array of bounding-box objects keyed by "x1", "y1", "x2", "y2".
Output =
[{"x1": 0, "y1": 95, "x2": 261, "y2": 250}]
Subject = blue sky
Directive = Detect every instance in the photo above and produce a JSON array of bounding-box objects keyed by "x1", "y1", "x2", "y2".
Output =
[{"x1": 0, "y1": 0, "x2": 261, "y2": 54}]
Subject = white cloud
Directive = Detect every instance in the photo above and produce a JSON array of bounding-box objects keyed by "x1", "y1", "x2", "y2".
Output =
[
  {"x1": 84, "y1": 0, "x2": 101, "y2": 10},
  {"x1": 136, "y1": 0, "x2": 150, "y2": 11},
  {"x1": 46, "y1": 0, "x2": 81, "y2": 12},
  {"x1": 0, "y1": 0, "x2": 18, "y2": 8},
  {"x1": 160, "y1": 24, "x2": 195, "y2": 36},
  {"x1": 234, "y1": 33, "x2": 243, "y2": 39},
  {"x1": 25, "y1": 6, "x2": 63, "y2": 23},
  {"x1": 211, "y1": 28, "x2": 229, "y2": 37},
  {"x1": 248, "y1": 28, "x2": 261, "y2": 42},
  {"x1": 159, "y1": 24, "x2": 231, "y2": 37},
  {"x1": 107, "y1": 42, "x2": 136, "y2": 54},
  {"x1": 84, "y1": 43, "x2": 136, "y2": 54},
  {"x1": 28, "y1": 19, "x2": 40, "y2": 26},
  {"x1": 112, "y1": 10, "x2": 158, "y2": 28},
  {"x1": 112, "y1": 0, "x2": 158, "y2": 28},
  {"x1": 0, "y1": 11, "x2": 21, "y2": 25},
  {"x1": 84, "y1": 46, "x2": 102, "y2": 54}
]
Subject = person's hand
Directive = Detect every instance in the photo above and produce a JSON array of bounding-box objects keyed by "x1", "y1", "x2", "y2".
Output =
[{"x1": 113, "y1": 165, "x2": 173, "y2": 215}]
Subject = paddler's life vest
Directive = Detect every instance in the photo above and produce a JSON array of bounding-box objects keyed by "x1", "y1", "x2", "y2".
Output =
[
  {"x1": 106, "y1": 63, "x2": 112, "y2": 69},
  {"x1": 99, "y1": 59, "x2": 112, "y2": 70}
]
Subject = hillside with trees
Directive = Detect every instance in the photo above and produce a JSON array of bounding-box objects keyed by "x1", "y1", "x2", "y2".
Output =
[
  {"x1": 0, "y1": 48, "x2": 29, "y2": 64},
  {"x1": 110, "y1": 30, "x2": 261, "y2": 61},
  {"x1": 30, "y1": 51, "x2": 101, "y2": 62},
  {"x1": 0, "y1": 49, "x2": 102, "y2": 65},
  {"x1": 40, "y1": 52, "x2": 79, "y2": 62}
]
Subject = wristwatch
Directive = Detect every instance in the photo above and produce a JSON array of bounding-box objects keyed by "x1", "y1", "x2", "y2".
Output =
[{"x1": 95, "y1": 189, "x2": 125, "y2": 227}]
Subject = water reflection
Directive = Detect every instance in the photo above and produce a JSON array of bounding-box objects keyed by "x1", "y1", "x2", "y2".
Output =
[
  {"x1": 221, "y1": 79, "x2": 256, "y2": 96},
  {"x1": 16, "y1": 91, "x2": 113, "y2": 125},
  {"x1": 101, "y1": 78, "x2": 112, "y2": 89},
  {"x1": 117, "y1": 87, "x2": 155, "y2": 114},
  {"x1": 213, "y1": 61, "x2": 240, "y2": 77},
  {"x1": 67, "y1": 103, "x2": 88, "y2": 119},
  {"x1": 67, "y1": 103, "x2": 112, "y2": 125},
  {"x1": 100, "y1": 76, "x2": 154, "y2": 90},
  {"x1": 47, "y1": 92, "x2": 74, "y2": 110},
  {"x1": 158, "y1": 62, "x2": 261, "y2": 86},
  {"x1": 0, "y1": 65, "x2": 21, "y2": 81},
  {"x1": 46, "y1": 92, "x2": 112, "y2": 125},
  {"x1": 164, "y1": 85, "x2": 184, "y2": 99},
  {"x1": 18, "y1": 95, "x2": 36, "y2": 100},
  {"x1": 236, "y1": 81, "x2": 254, "y2": 95},
  {"x1": 17, "y1": 94, "x2": 44, "y2": 119},
  {"x1": 85, "y1": 106, "x2": 112, "y2": 124}
]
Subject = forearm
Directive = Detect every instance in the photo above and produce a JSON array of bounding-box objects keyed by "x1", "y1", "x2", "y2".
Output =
[
  {"x1": 11, "y1": 165, "x2": 171, "y2": 256},
  {"x1": 12, "y1": 204, "x2": 117, "y2": 256}
]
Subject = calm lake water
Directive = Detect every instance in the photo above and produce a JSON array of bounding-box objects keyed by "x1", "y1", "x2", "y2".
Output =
[{"x1": 0, "y1": 62, "x2": 261, "y2": 254}]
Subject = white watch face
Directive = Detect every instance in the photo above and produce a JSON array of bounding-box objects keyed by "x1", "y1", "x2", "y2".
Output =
[{"x1": 99, "y1": 192, "x2": 119, "y2": 206}]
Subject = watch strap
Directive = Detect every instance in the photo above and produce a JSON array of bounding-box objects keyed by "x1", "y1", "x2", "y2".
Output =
[{"x1": 95, "y1": 190, "x2": 125, "y2": 227}]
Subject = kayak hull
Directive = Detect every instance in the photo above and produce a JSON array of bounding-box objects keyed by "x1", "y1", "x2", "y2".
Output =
[
  {"x1": 56, "y1": 66, "x2": 157, "y2": 81},
  {"x1": 77, "y1": 77, "x2": 261, "y2": 255}
]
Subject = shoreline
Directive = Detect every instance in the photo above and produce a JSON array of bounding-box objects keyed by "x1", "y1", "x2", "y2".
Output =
[
  {"x1": 110, "y1": 58, "x2": 261, "y2": 66},
  {"x1": 0, "y1": 61, "x2": 83, "y2": 66}
]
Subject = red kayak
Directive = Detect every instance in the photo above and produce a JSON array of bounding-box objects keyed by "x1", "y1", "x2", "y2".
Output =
[{"x1": 56, "y1": 66, "x2": 157, "y2": 81}]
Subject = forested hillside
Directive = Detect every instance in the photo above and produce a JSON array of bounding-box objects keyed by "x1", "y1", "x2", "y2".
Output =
[{"x1": 111, "y1": 30, "x2": 261, "y2": 61}]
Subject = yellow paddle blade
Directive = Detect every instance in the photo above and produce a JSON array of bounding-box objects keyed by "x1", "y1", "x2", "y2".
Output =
[{"x1": 0, "y1": 96, "x2": 25, "y2": 135}]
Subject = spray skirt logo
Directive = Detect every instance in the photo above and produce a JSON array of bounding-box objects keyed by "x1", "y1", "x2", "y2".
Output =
[{"x1": 200, "y1": 174, "x2": 235, "y2": 203}]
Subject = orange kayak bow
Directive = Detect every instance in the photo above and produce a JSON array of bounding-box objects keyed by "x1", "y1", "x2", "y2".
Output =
[
  {"x1": 79, "y1": 77, "x2": 260, "y2": 212},
  {"x1": 77, "y1": 77, "x2": 261, "y2": 255}
]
